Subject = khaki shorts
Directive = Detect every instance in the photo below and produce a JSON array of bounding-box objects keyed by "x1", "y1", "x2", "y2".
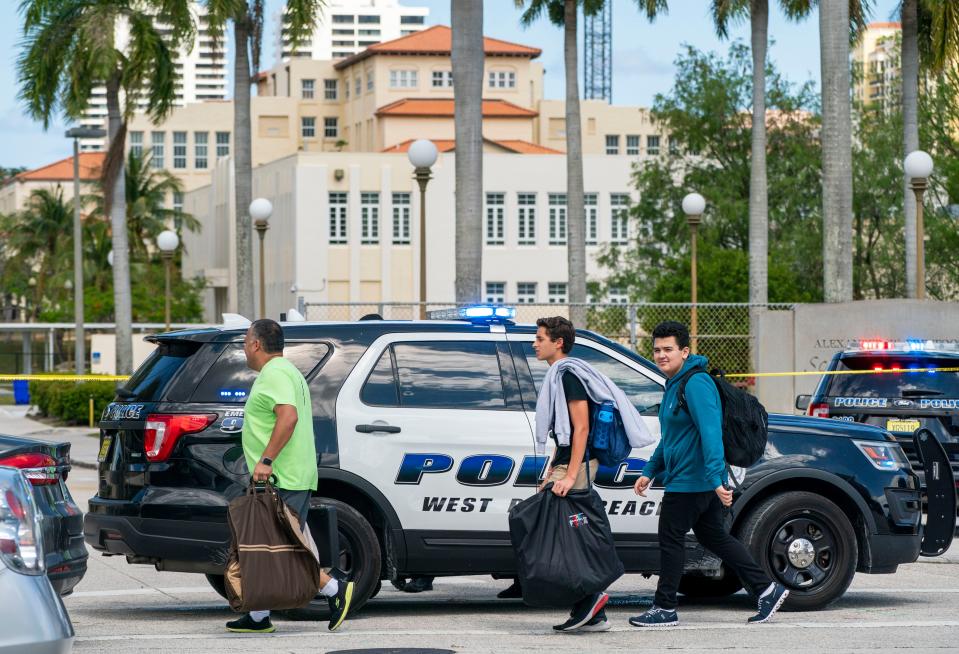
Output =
[{"x1": 547, "y1": 459, "x2": 599, "y2": 490}]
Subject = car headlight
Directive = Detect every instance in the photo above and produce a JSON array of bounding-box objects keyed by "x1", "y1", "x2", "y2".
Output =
[{"x1": 853, "y1": 440, "x2": 908, "y2": 471}]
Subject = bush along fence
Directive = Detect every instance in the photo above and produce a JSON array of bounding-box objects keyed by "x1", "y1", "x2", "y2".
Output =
[
  {"x1": 302, "y1": 302, "x2": 794, "y2": 376},
  {"x1": 29, "y1": 380, "x2": 118, "y2": 426}
]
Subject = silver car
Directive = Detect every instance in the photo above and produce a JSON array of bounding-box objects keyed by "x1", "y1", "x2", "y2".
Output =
[{"x1": 0, "y1": 466, "x2": 73, "y2": 653}]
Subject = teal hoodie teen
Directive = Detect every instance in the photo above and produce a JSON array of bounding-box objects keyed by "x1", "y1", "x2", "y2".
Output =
[{"x1": 642, "y1": 354, "x2": 727, "y2": 492}]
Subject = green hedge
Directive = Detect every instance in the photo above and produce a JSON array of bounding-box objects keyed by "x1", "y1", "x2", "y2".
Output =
[{"x1": 29, "y1": 381, "x2": 118, "y2": 425}]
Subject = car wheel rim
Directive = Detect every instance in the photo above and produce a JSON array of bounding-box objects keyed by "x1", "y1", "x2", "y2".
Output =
[{"x1": 768, "y1": 515, "x2": 838, "y2": 591}]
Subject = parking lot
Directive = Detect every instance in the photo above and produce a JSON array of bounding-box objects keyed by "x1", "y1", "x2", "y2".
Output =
[{"x1": 57, "y1": 449, "x2": 959, "y2": 653}]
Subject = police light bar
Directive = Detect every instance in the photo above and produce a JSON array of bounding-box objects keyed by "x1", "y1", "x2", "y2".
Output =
[
  {"x1": 854, "y1": 339, "x2": 959, "y2": 353},
  {"x1": 427, "y1": 305, "x2": 517, "y2": 322}
]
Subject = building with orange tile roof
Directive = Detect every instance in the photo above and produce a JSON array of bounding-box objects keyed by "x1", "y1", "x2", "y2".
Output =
[{"x1": 0, "y1": 153, "x2": 104, "y2": 215}]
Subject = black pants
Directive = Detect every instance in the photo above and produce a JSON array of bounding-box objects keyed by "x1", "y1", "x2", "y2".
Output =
[{"x1": 654, "y1": 491, "x2": 771, "y2": 610}]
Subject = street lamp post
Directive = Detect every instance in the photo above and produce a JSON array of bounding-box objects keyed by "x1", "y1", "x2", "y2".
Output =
[
  {"x1": 904, "y1": 151, "x2": 934, "y2": 299},
  {"x1": 249, "y1": 198, "x2": 273, "y2": 319},
  {"x1": 157, "y1": 230, "x2": 180, "y2": 331},
  {"x1": 65, "y1": 126, "x2": 106, "y2": 375},
  {"x1": 682, "y1": 192, "x2": 706, "y2": 353},
  {"x1": 407, "y1": 139, "x2": 438, "y2": 320}
]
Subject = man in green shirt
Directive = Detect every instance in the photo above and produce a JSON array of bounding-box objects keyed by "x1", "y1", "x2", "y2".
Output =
[{"x1": 226, "y1": 319, "x2": 354, "y2": 634}]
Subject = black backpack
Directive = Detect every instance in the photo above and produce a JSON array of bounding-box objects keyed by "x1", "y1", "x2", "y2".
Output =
[{"x1": 674, "y1": 366, "x2": 769, "y2": 468}]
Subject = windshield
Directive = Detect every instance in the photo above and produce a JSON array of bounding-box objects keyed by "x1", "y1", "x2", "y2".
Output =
[{"x1": 825, "y1": 355, "x2": 959, "y2": 399}]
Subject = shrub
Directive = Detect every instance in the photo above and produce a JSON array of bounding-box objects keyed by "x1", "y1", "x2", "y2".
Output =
[{"x1": 28, "y1": 381, "x2": 118, "y2": 425}]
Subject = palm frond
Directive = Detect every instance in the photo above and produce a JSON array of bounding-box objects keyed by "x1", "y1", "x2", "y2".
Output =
[
  {"x1": 282, "y1": 0, "x2": 323, "y2": 58},
  {"x1": 711, "y1": 0, "x2": 749, "y2": 38},
  {"x1": 636, "y1": 0, "x2": 669, "y2": 21},
  {"x1": 924, "y1": 0, "x2": 959, "y2": 72}
]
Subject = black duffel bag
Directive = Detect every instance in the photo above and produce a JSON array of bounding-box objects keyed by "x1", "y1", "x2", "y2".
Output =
[{"x1": 508, "y1": 482, "x2": 624, "y2": 608}]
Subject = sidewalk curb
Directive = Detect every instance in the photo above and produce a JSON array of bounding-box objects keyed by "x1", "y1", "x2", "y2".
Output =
[{"x1": 70, "y1": 458, "x2": 98, "y2": 470}]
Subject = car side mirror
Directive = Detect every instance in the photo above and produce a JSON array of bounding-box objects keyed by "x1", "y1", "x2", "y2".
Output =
[{"x1": 795, "y1": 395, "x2": 811, "y2": 411}]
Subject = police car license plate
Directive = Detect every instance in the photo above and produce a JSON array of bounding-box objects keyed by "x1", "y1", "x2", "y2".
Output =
[
  {"x1": 97, "y1": 434, "x2": 113, "y2": 462},
  {"x1": 886, "y1": 419, "x2": 920, "y2": 433}
]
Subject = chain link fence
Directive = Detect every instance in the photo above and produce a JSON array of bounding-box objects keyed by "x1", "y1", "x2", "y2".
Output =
[{"x1": 301, "y1": 302, "x2": 795, "y2": 375}]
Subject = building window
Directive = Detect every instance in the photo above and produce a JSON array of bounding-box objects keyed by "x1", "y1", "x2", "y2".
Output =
[
  {"x1": 608, "y1": 287, "x2": 628, "y2": 304},
  {"x1": 301, "y1": 78, "x2": 315, "y2": 99},
  {"x1": 488, "y1": 70, "x2": 516, "y2": 89},
  {"x1": 215, "y1": 131, "x2": 230, "y2": 158},
  {"x1": 301, "y1": 116, "x2": 316, "y2": 138},
  {"x1": 332, "y1": 14, "x2": 353, "y2": 23},
  {"x1": 172, "y1": 131, "x2": 187, "y2": 169},
  {"x1": 361, "y1": 192, "x2": 379, "y2": 244},
  {"x1": 151, "y1": 132, "x2": 165, "y2": 168},
  {"x1": 345, "y1": 79, "x2": 349, "y2": 99},
  {"x1": 366, "y1": 71, "x2": 374, "y2": 91},
  {"x1": 485, "y1": 192, "x2": 505, "y2": 245},
  {"x1": 626, "y1": 134, "x2": 640, "y2": 155},
  {"x1": 389, "y1": 69, "x2": 417, "y2": 88},
  {"x1": 610, "y1": 193, "x2": 630, "y2": 245},
  {"x1": 129, "y1": 131, "x2": 143, "y2": 157},
  {"x1": 323, "y1": 79, "x2": 338, "y2": 101},
  {"x1": 669, "y1": 136, "x2": 679, "y2": 155},
  {"x1": 401, "y1": 15, "x2": 425, "y2": 24},
  {"x1": 329, "y1": 192, "x2": 347, "y2": 244},
  {"x1": 585, "y1": 193, "x2": 598, "y2": 245},
  {"x1": 332, "y1": 28, "x2": 354, "y2": 35},
  {"x1": 517, "y1": 192, "x2": 536, "y2": 245},
  {"x1": 548, "y1": 282, "x2": 568, "y2": 304},
  {"x1": 358, "y1": 15, "x2": 380, "y2": 23},
  {"x1": 324, "y1": 117, "x2": 338, "y2": 138},
  {"x1": 355, "y1": 76, "x2": 361, "y2": 96},
  {"x1": 647, "y1": 135, "x2": 660, "y2": 155},
  {"x1": 358, "y1": 29, "x2": 380, "y2": 36},
  {"x1": 485, "y1": 282, "x2": 505, "y2": 304},
  {"x1": 548, "y1": 193, "x2": 567, "y2": 246},
  {"x1": 172, "y1": 191, "x2": 183, "y2": 213},
  {"x1": 392, "y1": 192, "x2": 410, "y2": 244},
  {"x1": 517, "y1": 282, "x2": 537, "y2": 304},
  {"x1": 605, "y1": 134, "x2": 619, "y2": 155},
  {"x1": 194, "y1": 131, "x2": 208, "y2": 169},
  {"x1": 432, "y1": 70, "x2": 453, "y2": 88}
]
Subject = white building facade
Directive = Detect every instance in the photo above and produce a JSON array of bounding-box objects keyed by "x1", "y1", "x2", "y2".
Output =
[
  {"x1": 274, "y1": 0, "x2": 429, "y2": 62},
  {"x1": 79, "y1": 2, "x2": 228, "y2": 151},
  {"x1": 183, "y1": 151, "x2": 639, "y2": 322}
]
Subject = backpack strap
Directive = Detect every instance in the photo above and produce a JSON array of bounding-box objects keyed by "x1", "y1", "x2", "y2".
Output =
[{"x1": 672, "y1": 366, "x2": 708, "y2": 416}]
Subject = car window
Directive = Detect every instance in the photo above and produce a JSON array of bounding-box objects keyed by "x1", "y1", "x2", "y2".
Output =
[
  {"x1": 361, "y1": 349, "x2": 399, "y2": 406},
  {"x1": 390, "y1": 341, "x2": 507, "y2": 410},
  {"x1": 118, "y1": 340, "x2": 201, "y2": 401},
  {"x1": 826, "y1": 355, "x2": 959, "y2": 399},
  {"x1": 521, "y1": 341, "x2": 663, "y2": 415},
  {"x1": 190, "y1": 342, "x2": 330, "y2": 403}
]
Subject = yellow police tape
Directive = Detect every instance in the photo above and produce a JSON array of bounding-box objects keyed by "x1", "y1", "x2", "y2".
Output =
[
  {"x1": 4, "y1": 367, "x2": 959, "y2": 384},
  {"x1": 0, "y1": 374, "x2": 131, "y2": 382}
]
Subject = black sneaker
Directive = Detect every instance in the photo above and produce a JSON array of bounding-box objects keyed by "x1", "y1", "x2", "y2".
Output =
[
  {"x1": 497, "y1": 580, "x2": 523, "y2": 599},
  {"x1": 579, "y1": 610, "x2": 611, "y2": 633},
  {"x1": 552, "y1": 592, "x2": 609, "y2": 632},
  {"x1": 327, "y1": 580, "x2": 355, "y2": 632},
  {"x1": 628, "y1": 606, "x2": 678, "y2": 628},
  {"x1": 225, "y1": 614, "x2": 275, "y2": 633},
  {"x1": 402, "y1": 575, "x2": 434, "y2": 593},
  {"x1": 748, "y1": 583, "x2": 789, "y2": 624}
]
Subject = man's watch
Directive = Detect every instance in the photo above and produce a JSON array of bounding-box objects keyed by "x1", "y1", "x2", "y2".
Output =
[{"x1": 260, "y1": 456, "x2": 273, "y2": 466}]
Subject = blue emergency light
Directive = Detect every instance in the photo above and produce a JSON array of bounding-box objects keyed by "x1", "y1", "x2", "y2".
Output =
[{"x1": 427, "y1": 305, "x2": 517, "y2": 323}]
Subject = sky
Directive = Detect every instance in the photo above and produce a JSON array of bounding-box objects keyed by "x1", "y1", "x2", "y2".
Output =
[{"x1": 0, "y1": 0, "x2": 901, "y2": 170}]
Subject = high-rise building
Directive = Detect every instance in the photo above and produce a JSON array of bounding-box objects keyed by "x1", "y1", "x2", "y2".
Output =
[
  {"x1": 852, "y1": 22, "x2": 901, "y2": 112},
  {"x1": 78, "y1": 2, "x2": 228, "y2": 152},
  {"x1": 274, "y1": 0, "x2": 429, "y2": 63}
]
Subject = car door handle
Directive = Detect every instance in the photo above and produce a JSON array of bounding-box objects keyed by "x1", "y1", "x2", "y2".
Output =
[{"x1": 355, "y1": 423, "x2": 401, "y2": 434}]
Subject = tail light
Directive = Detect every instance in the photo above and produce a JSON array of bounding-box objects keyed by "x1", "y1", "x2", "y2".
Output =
[
  {"x1": 0, "y1": 468, "x2": 43, "y2": 574},
  {"x1": 808, "y1": 402, "x2": 830, "y2": 419},
  {"x1": 0, "y1": 453, "x2": 58, "y2": 485},
  {"x1": 144, "y1": 414, "x2": 216, "y2": 462}
]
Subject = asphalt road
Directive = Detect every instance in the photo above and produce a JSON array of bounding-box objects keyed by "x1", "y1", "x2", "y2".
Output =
[{"x1": 60, "y1": 461, "x2": 959, "y2": 653}]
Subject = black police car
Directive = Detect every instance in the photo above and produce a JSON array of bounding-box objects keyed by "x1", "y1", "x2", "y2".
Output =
[
  {"x1": 797, "y1": 340, "x2": 959, "y2": 498},
  {"x1": 84, "y1": 311, "x2": 954, "y2": 618}
]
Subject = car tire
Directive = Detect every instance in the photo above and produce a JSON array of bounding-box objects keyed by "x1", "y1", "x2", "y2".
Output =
[
  {"x1": 738, "y1": 491, "x2": 857, "y2": 611},
  {"x1": 282, "y1": 497, "x2": 382, "y2": 621},
  {"x1": 678, "y1": 571, "x2": 743, "y2": 598},
  {"x1": 205, "y1": 573, "x2": 228, "y2": 599}
]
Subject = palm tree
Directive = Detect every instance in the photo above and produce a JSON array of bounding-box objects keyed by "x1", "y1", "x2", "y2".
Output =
[
  {"x1": 18, "y1": 0, "x2": 192, "y2": 372},
  {"x1": 452, "y1": 1, "x2": 484, "y2": 305},
  {"x1": 517, "y1": 0, "x2": 611, "y2": 325},
  {"x1": 2, "y1": 188, "x2": 74, "y2": 320},
  {"x1": 89, "y1": 149, "x2": 200, "y2": 261},
  {"x1": 205, "y1": 1, "x2": 323, "y2": 318}
]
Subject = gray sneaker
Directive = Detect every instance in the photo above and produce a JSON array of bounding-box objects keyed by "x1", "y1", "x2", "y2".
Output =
[
  {"x1": 628, "y1": 606, "x2": 678, "y2": 628},
  {"x1": 748, "y1": 583, "x2": 789, "y2": 624}
]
